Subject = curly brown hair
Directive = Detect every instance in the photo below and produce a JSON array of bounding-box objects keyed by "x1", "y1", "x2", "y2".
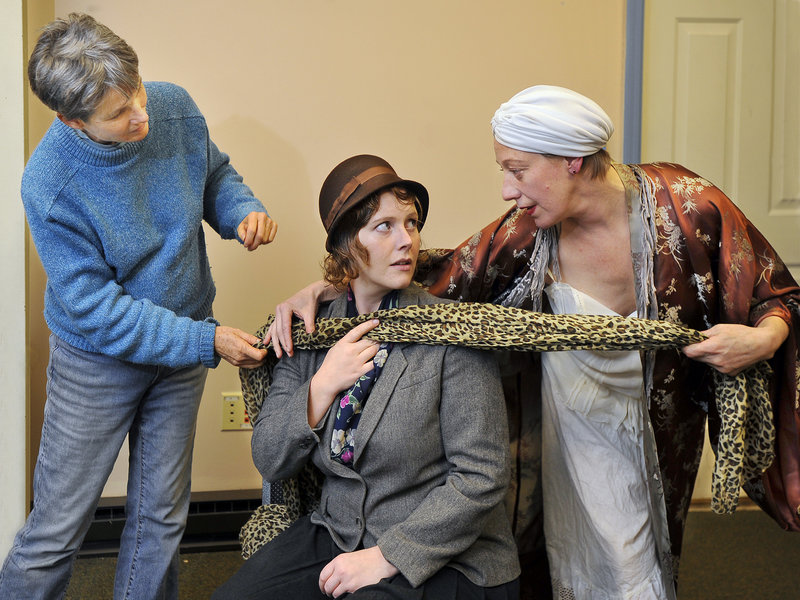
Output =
[{"x1": 323, "y1": 186, "x2": 421, "y2": 289}]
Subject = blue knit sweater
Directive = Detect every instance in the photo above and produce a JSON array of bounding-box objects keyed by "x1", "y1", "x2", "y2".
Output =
[{"x1": 22, "y1": 81, "x2": 268, "y2": 368}]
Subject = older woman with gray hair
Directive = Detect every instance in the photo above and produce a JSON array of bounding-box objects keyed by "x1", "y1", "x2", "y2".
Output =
[
  {"x1": 269, "y1": 86, "x2": 800, "y2": 600},
  {"x1": 0, "y1": 13, "x2": 277, "y2": 599}
]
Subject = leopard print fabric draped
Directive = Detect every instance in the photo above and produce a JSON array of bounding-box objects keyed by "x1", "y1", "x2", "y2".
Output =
[
  {"x1": 239, "y1": 302, "x2": 776, "y2": 558},
  {"x1": 242, "y1": 303, "x2": 707, "y2": 421},
  {"x1": 711, "y1": 361, "x2": 775, "y2": 513}
]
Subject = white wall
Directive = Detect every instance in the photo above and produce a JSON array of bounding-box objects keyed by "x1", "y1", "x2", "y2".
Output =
[
  {"x1": 0, "y1": 0, "x2": 28, "y2": 557},
  {"x1": 18, "y1": 1, "x2": 792, "y2": 511},
  {"x1": 28, "y1": 0, "x2": 628, "y2": 497}
]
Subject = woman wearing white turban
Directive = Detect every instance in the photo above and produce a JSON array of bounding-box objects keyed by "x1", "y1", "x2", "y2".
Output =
[
  {"x1": 490, "y1": 86, "x2": 676, "y2": 599},
  {"x1": 266, "y1": 85, "x2": 800, "y2": 600}
]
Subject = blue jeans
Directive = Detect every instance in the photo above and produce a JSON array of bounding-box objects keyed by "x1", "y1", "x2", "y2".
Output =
[{"x1": 0, "y1": 334, "x2": 207, "y2": 600}]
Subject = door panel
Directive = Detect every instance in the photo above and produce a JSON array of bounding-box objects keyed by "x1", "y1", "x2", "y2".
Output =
[{"x1": 643, "y1": 0, "x2": 799, "y2": 270}]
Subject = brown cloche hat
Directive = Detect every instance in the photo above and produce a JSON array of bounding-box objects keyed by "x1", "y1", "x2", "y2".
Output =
[{"x1": 319, "y1": 154, "x2": 429, "y2": 251}]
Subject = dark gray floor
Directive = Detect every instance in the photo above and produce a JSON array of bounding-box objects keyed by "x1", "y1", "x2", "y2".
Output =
[
  {"x1": 677, "y1": 508, "x2": 800, "y2": 600},
  {"x1": 65, "y1": 550, "x2": 245, "y2": 600},
  {"x1": 65, "y1": 508, "x2": 800, "y2": 599}
]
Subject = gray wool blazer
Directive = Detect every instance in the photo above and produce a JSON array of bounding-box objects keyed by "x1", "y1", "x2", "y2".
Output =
[{"x1": 251, "y1": 284, "x2": 520, "y2": 588}]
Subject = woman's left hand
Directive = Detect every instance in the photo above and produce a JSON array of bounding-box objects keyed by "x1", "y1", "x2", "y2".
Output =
[
  {"x1": 214, "y1": 326, "x2": 267, "y2": 368},
  {"x1": 682, "y1": 315, "x2": 789, "y2": 376},
  {"x1": 318, "y1": 546, "x2": 399, "y2": 598},
  {"x1": 237, "y1": 211, "x2": 278, "y2": 251}
]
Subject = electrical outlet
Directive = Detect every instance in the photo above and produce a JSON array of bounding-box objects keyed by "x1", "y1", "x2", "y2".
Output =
[{"x1": 221, "y1": 392, "x2": 251, "y2": 431}]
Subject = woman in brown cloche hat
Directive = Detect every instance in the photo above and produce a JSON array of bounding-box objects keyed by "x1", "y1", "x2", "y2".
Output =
[{"x1": 213, "y1": 155, "x2": 520, "y2": 599}]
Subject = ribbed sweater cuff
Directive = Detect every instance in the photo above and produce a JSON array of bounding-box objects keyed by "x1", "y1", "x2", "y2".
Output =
[{"x1": 200, "y1": 317, "x2": 221, "y2": 368}]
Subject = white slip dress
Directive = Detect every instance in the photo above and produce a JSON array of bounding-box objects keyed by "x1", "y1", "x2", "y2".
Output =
[{"x1": 542, "y1": 281, "x2": 668, "y2": 600}]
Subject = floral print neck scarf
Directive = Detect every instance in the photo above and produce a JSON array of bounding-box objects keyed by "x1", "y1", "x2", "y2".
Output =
[{"x1": 330, "y1": 287, "x2": 399, "y2": 466}]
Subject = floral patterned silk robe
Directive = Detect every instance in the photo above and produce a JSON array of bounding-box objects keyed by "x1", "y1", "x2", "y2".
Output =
[{"x1": 416, "y1": 162, "x2": 800, "y2": 588}]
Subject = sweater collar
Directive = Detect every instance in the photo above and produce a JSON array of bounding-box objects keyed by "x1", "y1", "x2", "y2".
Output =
[
  {"x1": 53, "y1": 117, "x2": 146, "y2": 167},
  {"x1": 74, "y1": 128, "x2": 124, "y2": 151}
]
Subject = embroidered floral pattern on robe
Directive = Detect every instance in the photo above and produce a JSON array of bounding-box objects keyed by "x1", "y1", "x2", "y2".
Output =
[{"x1": 415, "y1": 162, "x2": 800, "y2": 586}]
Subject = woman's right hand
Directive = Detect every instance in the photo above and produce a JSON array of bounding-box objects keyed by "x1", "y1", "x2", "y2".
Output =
[
  {"x1": 307, "y1": 319, "x2": 381, "y2": 427},
  {"x1": 264, "y1": 280, "x2": 334, "y2": 358},
  {"x1": 318, "y1": 546, "x2": 399, "y2": 597}
]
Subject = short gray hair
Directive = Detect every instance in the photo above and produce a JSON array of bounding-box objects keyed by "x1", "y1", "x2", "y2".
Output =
[{"x1": 28, "y1": 13, "x2": 140, "y2": 121}]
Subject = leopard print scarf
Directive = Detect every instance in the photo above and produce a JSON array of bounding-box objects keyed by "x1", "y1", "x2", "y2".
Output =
[{"x1": 241, "y1": 302, "x2": 774, "y2": 527}]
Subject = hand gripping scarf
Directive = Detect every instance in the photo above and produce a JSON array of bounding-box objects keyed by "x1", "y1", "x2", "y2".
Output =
[
  {"x1": 238, "y1": 302, "x2": 775, "y2": 558},
  {"x1": 330, "y1": 288, "x2": 398, "y2": 466}
]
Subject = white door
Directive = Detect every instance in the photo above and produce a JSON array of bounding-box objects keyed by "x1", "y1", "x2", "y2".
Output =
[{"x1": 642, "y1": 0, "x2": 800, "y2": 271}]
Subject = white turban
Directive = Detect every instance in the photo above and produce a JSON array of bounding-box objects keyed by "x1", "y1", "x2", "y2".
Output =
[{"x1": 491, "y1": 85, "x2": 614, "y2": 157}]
